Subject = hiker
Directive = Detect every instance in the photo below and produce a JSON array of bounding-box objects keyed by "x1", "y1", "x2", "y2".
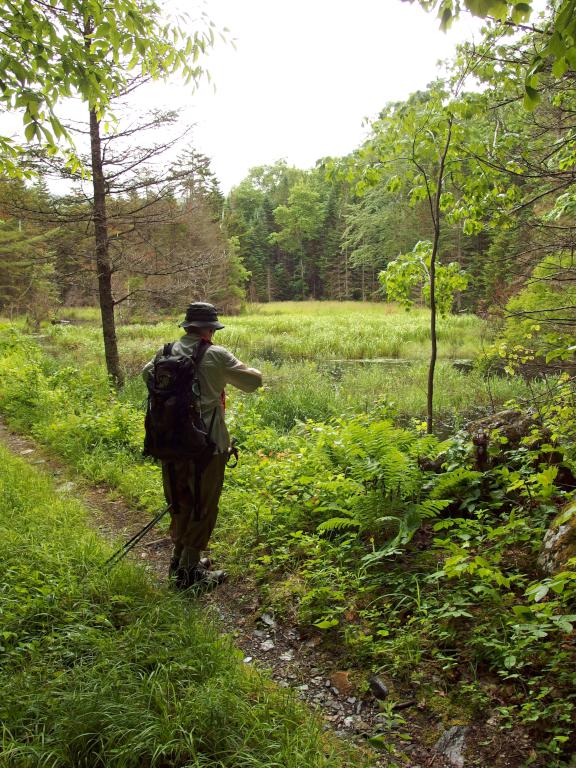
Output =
[{"x1": 142, "y1": 302, "x2": 262, "y2": 589}]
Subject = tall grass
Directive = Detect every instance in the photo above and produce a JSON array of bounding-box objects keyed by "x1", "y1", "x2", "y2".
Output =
[
  {"x1": 47, "y1": 302, "x2": 490, "y2": 367},
  {"x1": 226, "y1": 302, "x2": 487, "y2": 361},
  {"x1": 245, "y1": 359, "x2": 543, "y2": 432},
  {"x1": 38, "y1": 302, "x2": 537, "y2": 430},
  {"x1": 0, "y1": 446, "x2": 365, "y2": 768}
]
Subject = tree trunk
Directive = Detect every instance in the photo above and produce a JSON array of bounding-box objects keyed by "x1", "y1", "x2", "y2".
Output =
[
  {"x1": 427, "y1": 229, "x2": 439, "y2": 434},
  {"x1": 89, "y1": 107, "x2": 123, "y2": 387},
  {"x1": 426, "y1": 116, "x2": 453, "y2": 435}
]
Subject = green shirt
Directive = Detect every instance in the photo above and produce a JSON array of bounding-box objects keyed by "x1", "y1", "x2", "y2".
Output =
[{"x1": 143, "y1": 332, "x2": 262, "y2": 452}]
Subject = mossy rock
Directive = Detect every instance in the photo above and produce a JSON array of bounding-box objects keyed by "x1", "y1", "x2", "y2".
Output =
[
  {"x1": 538, "y1": 501, "x2": 576, "y2": 574},
  {"x1": 467, "y1": 408, "x2": 542, "y2": 445}
]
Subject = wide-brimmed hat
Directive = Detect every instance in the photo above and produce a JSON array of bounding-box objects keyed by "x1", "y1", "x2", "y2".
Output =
[{"x1": 179, "y1": 302, "x2": 225, "y2": 330}]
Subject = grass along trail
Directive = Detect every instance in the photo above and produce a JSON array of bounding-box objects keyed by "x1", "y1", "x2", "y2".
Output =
[
  {"x1": 0, "y1": 420, "x2": 369, "y2": 768},
  {"x1": 0, "y1": 421, "x2": 468, "y2": 768}
]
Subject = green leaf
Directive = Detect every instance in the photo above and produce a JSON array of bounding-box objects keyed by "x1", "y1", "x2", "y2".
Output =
[
  {"x1": 440, "y1": 7, "x2": 453, "y2": 30},
  {"x1": 523, "y1": 85, "x2": 540, "y2": 111},
  {"x1": 526, "y1": 582, "x2": 549, "y2": 602},
  {"x1": 555, "y1": 618, "x2": 574, "y2": 633},
  {"x1": 512, "y1": 3, "x2": 531, "y2": 23},
  {"x1": 552, "y1": 57, "x2": 569, "y2": 78},
  {"x1": 24, "y1": 121, "x2": 37, "y2": 142},
  {"x1": 313, "y1": 618, "x2": 339, "y2": 630}
]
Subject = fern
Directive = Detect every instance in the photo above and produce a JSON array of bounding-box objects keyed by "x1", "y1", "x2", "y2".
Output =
[
  {"x1": 362, "y1": 506, "x2": 421, "y2": 565},
  {"x1": 429, "y1": 467, "x2": 483, "y2": 499},
  {"x1": 362, "y1": 498, "x2": 449, "y2": 566},
  {"x1": 317, "y1": 516, "x2": 361, "y2": 533},
  {"x1": 416, "y1": 498, "x2": 452, "y2": 517}
]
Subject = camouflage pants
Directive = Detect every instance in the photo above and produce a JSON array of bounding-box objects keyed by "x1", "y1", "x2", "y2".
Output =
[{"x1": 161, "y1": 453, "x2": 227, "y2": 558}]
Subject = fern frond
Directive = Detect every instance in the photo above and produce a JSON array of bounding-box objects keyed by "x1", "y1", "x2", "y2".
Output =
[
  {"x1": 416, "y1": 498, "x2": 452, "y2": 518},
  {"x1": 317, "y1": 517, "x2": 361, "y2": 533},
  {"x1": 429, "y1": 468, "x2": 482, "y2": 499}
]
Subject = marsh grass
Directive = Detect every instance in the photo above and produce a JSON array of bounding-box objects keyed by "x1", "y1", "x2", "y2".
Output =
[
  {"x1": 244, "y1": 359, "x2": 545, "y2": 432},
  {"x1": 39, "y1": 301, "x2": 536, "y2": 430},
  {"x1": 49, "y1": 302, "x2": 490, "y2": 366},
  {"x1": 0, "y1": 446, "x2": 365, "y2": 768},
  {"x1": 225, "y1": 302, "x2": 487, "y2": 362}
]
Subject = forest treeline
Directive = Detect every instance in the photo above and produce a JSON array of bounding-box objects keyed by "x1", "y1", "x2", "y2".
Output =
[
  {"x1": 0, "y1": 146, "x2": 246, "y2": 323},
  {"x1": 225, "y1": 21, "x2": 575, "y2": 325}
]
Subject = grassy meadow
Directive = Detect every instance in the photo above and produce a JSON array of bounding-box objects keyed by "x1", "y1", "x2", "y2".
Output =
[
  {"x1": 59, "y1": 301, "x2": 488, "y2": 362},
  {"x1": 50, "y1": 302, "x2": 541, "y2": 431}
]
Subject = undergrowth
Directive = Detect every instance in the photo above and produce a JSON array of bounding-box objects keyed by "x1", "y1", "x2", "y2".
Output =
[{"x1": 0, "y1": 445, "x2": 364, "y2": 768}]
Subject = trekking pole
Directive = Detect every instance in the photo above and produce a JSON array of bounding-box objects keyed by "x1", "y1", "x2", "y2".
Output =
[{"x1": 103, "y1": 506, "x2": 170, "y2": 570}]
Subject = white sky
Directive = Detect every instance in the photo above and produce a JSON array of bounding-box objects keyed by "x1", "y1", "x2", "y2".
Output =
[
  {"x1": 1, "y1": 0, "x2": 485, "y2": 194},
  {"x1": 178, "y1": 0, "x2": 483, "y2": 192}
]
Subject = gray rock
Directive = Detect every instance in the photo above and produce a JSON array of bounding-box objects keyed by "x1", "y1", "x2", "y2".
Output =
[
  {"x1": 434, "y1": 725, "x2": 469, "y2": 768},
  {"x1": 259, "y1": 612, "x2": 277, "y2": 629},
  {"x1": 539, "y1": 501, "x2": 576, "y2": 574},
  {"x1": 260, "y1": 639, "x2": 275, "y2": 652},
  {"x1": 368, "y1": 675, "x2": 389, "y2": 700},
  {"x1": 57, "y1": 481, "x2": 76, "y2": 493},
  {"x1": 355, "y1": 719, "x2": 371, "y2": 733}
]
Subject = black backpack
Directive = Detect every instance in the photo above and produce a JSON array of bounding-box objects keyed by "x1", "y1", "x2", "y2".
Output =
[{"x1": 143, "y1": 339, "x2": 215, "y2": 466}]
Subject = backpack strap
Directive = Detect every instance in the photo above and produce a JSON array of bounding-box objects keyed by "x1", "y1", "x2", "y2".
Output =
[{"x1": 192, "y1": 337, "x2": 212, "y2": 365}]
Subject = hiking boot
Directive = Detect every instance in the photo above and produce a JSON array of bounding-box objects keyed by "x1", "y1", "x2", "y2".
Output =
[
  {"x1": 191, "y1": 568, "x2": 227, "y2": 591},
  {"x1": 171, "y1": 563, "x2": 202, "y2": 590},
  {"x1": 198, "y1": 568, "x2": 227, "y2": 586},
  {"x1": 180, "y1": 566, "x2": 227, "y2": 592}
]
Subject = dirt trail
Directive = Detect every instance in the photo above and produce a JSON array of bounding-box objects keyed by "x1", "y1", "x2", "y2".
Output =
[{"x1": 0, "y1": 420, "x2": 530, "y2": 768}]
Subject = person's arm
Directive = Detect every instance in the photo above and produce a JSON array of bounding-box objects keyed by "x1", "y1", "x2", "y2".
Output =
[
  {"x1": 219, "y1": 348, "x2": 263, "y2": 392},
  {"x1": 142, "y1": 349, "x2": 162, "y2": 384}
]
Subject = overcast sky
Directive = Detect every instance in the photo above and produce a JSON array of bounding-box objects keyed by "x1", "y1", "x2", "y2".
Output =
[
  {"x1": 175, "y1": 0, "x2": 483, "y2": 192},
  {"x1": 1, "y1": 0, "x2": 485, "y2": 194}
]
